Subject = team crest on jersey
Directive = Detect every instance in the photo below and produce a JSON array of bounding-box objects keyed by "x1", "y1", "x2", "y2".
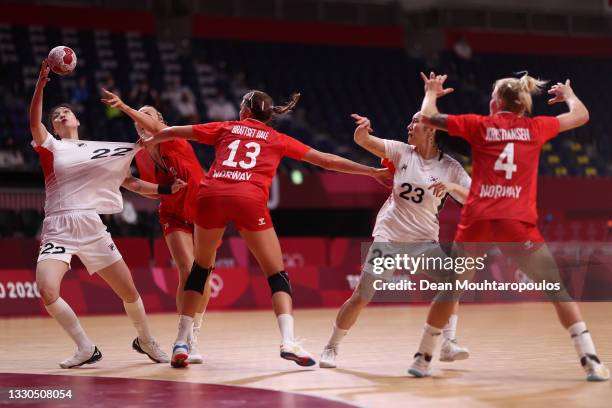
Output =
[
  {"x1": 401, "y1": 164, "x2": 407, "y2": 171},
  {"x1": 428, "y1": 175, "x2": 439, "y2": 183}
]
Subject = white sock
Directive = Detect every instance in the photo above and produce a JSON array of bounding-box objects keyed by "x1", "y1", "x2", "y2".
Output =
[
  {"x1": 193, "y1": 312, "x2": 204, "y2": 330},
  {"x1": 328, "y1": 324, "x2": 348, "y2": 346},
  {"x1": 45, "y1": 297, "x2": 94, "y2": 350},
  {"x1": 568, "y1": 321, "x2": 597, "y2": 359},
  {"x1": 176, "y1": 315, "x2": 193, "y2": 344},
  {"x1": 277, "y1": 314, "x2": 294, "y2": 343},
  {"x1": 443, "y1": 314, "x2": 458, "y2": 341},
  {"x1": 416, "y1": 323, "x2": 443, "y2": 358},
  {"x1": 123, "y1": 297, "x2": 154, "y2": 343}
]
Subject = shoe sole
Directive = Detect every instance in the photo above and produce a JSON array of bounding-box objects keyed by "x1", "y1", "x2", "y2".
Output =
[
  {"x1": 407, "y1": 368, "x2": 429, "y2": 378},
  {"x1": 132, "y1": 339, "x2": 168, "y2": 364},
  {"x1": 61, "y1": 347, "x2": 103, "y2": 369},
  {"x1": 587, "y1": 374, "x2": 610, "y2": 382},
  {"x1": 171, "y1": 352, "x2": 189, "y2": 368},
  {"x1": 439, "y1": 351, "x2": 469, "y2": 362},
  {"x1": 281, "y1": 352, "x2": 316, "y2": 367}
]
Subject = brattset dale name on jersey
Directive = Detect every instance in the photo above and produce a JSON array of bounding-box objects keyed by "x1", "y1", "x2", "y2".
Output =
[
  {"x1": 231, "y1": 125, "x2": 269, "y2": 140},
  {"x1": 485, "y1": 127, "x2": 530, "y2": 141},
  {"x1": 479, "y1": 184, "x2": 522, "y2": 199},
  {"x1": 212, "y1": 170, "x2": 253, "y2": 181}
]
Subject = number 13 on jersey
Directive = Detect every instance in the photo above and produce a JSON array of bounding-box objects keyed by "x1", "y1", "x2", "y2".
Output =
[
  {"x1": 222, "y1": 140, "x2": 261, "y2": 170},
  {"x1": 494, "y1": 142, "x2": 517, "y2": 180}
]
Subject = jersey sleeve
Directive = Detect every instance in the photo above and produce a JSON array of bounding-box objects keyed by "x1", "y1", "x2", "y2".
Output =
[
  {"x1": 383, "y1": 139, "x2": 406, "y2": 166},
  {"x1": 532, "y1": 116, "x2": 561, "y2": 143},
  {"x1": 450, "y1": 160, "x2": 472, "y2": 190},
  {"x1": 446, "y1": 114, "x2": 483, "y2": 143},
  {"x1": 192, "y1": 122, "x2": 225, "y2": 145},
  {"x1": 31, "y1": 131, "x2": 58, "y2": 151},
  {"x1": 280, "y1": 133, "x2": 311, "y2": 160}
]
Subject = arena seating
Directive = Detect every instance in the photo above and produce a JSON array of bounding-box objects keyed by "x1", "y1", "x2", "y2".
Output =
[{"x1": 0, "y1": 23, "x2": 610, "y2": 176}]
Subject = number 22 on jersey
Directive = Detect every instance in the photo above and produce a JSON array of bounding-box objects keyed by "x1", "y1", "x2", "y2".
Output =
[
  {"x1": 222, "y1": 140, "x2": 261, "y2": 170},
  {"x1": 494, "y1": 142, "x2": 517, "y2": 180}
]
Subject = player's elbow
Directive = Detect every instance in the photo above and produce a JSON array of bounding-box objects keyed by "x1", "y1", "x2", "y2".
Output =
[{"x1": 580, "y1": 108, "x2": 590, "y2": 126}]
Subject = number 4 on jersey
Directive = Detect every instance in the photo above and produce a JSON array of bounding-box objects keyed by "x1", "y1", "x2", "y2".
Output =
[{"x1": 494, "y1": 142, "x2": 517, "y2": 180}]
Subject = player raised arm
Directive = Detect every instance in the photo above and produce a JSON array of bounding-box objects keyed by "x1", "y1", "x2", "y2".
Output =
[
  {"x1": 547, "y1": 79, "x2": 590, "y2": 132},
  {"x1": 101, "y1": 88, "x2": 168, "y2": 134},
  {"x1": 300, "y1": 147, "x2": 389, "y2": 186},
  {"x1": 29, "y1": 60, "x2": 51, "y2": 146},
  {"x1": 351, "y1": 114, "x2": 387, "y2": 158},
  {"x1": 121, "y1": 176, "x2": 186, "y2": 198},
  {"x1": 419, "y1": 71, "x2": 454, "y2": 132},
  {"x1": 141, "y1": 126, "x2": 197, "y2": 147}
]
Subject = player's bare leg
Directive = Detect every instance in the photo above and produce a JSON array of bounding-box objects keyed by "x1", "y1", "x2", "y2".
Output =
[
  {"x1": 240, "y1": 227, "x2": 315, "y2": 367},
  {"x1": 166, "y1": 230, "x2": 210, "y2": 363},
  {"x1": 519, "y1": 245, "x2": 609, "y2": 381},
  {"x1": 37, "y1": 259, "x2": 101, "y2": 368},
  {"x1": 97, "y1": 259, "x2": 168, "y2": 363},
  {"x1": 171, "y1": 226, "x2": 224, "y2": 367}
]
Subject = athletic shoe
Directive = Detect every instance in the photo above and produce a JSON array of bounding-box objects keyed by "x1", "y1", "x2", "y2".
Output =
[
  {"x1": 280, "y1": 340, "x2": 316, "y2": 367},
  {"x1": 171, "y1": 342, "x2": 190, "y2": 368},
  {"x1": 581, "y1": 354, "x2": 610, "y2": 382},
  {"x1": 132, "y1": 337, "x2": 169, "y2": 363},
  {"x1": 187, "y1": 339, "x2": 203, "y2": 364},
  {"x1": 319, "y1": 344, "x2": 338, "y2": 368},
  {"x1": 59, "y1": 345, "x2": 102, "y2": 369},
  {"x1": 407, "y1": 352, "x2": 432, "y2": 378},
  {"x1": 439, "y1": 339, "x2": 470, "y2": 362}
]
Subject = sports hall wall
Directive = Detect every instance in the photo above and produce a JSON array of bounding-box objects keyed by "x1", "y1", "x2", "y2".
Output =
[{"x1": 0, "y1": 3, "x2": 611, "y2": 316}]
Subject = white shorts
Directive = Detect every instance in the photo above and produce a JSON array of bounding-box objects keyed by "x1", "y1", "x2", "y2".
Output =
[
  {"x1": 37, "y1": 210, "x2": 123, "y2": 274},
  {"x1": 361, "y1": 237, "x2": 448, "y2": 281}
]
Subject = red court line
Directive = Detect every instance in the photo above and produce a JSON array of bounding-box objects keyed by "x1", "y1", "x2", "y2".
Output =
[{"x1": 0, "y1": 372, "x2": 355, "y2": 408}]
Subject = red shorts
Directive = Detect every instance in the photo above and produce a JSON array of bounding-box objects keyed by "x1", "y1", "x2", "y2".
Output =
[
  {"x1": 159, "y1": 212, "x2": 194, "y2": 236},
  {"x1": 195, "y1": 194, "x2": 272, "y2": 232},
  {"x1": 454, "y1": 219, "x2": 544, "y2": 256}
]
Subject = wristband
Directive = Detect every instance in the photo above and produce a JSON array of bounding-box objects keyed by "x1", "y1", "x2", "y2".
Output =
[{"x1": 157, "y1": 185, "x2": 172, "y2": 195}]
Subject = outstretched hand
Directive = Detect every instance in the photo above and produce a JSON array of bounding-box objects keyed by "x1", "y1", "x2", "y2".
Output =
[
  {"x1": 37, "y1": 60, "x2": 50, "y2": 88},
  {"x1": 351, "y1": 113, "x2": 373, "y2": 132},
  {"x1": 101, "y1": 88, "x2": 126, "y2": 110},
  {"x1": 371, "y1": 168, "x2": 393, "y2": 189},
  {"x1": 420, "y1": 71, "x2": 454, "y2": 98},
  {"x1": 547, "y1": 79, "x2": 574, "y2": 105}
]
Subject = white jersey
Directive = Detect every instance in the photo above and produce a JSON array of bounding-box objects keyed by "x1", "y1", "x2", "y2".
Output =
[
  {"x1": 32, "y1": 132, "x2": 140, "y2": 215},
  {"x1": 373, "y1": 140, "x2": 471, "y2": 242}
]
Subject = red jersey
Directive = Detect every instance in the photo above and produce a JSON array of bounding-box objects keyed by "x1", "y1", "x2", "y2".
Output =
[
  {"x1": 192, "y1": 118, "x2": 311, "y2": 200},
  {"x1": 134, "y1": 139, "x2": 204, "y2": 222},
  {"x1": 447, "y1": 112, "x2": 560, "y2": 225}
]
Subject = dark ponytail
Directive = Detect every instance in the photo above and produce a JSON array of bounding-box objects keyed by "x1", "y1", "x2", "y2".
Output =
[{"x1": 242, "y1": 90, "x2": 300, "y2": 123}]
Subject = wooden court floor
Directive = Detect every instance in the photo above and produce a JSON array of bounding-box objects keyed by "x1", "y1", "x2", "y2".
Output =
[{"x1": 1, "y1": 303, "x2": 611, "y2": 407}]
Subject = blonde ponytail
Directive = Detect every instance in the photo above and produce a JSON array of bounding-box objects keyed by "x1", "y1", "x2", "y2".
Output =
[{"x1": 494, "y1": 72, "x2": 548, "y2": 115}]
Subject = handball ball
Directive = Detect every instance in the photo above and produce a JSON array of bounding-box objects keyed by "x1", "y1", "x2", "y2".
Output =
[{"x1": 47, "y1": 46, "x2": 77, "y2": 75}]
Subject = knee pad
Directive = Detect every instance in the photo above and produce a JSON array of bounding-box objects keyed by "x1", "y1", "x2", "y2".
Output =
[
  {"x1": 267, "y1": 271, "x2": 292, "y2": 296},
  {"x1": 184, "y1": 262, "x2": 213, "y2": 294}
]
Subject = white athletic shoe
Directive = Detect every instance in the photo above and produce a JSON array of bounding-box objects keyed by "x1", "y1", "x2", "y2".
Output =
[
  {"x1": 132, "y1": 337, "x2": 169, "y2": 363},
  {"x1": 171, "y1": 341, "x2": 189, "y2": 368},
  {"x1": 439, "y1": 339, "x2": 470, "y2": 362},
  {"x1": 280, "y1": 340, "x2": 316, "y2": 367},
  {"x1": 582, "y1": 354, "x2": 610, "y2": 382},
  {"x1": 59, "y1": 345, "x2": 102, "y2": 369},
  {"x1": 319, "y1": 344, "x2": 338, "y2": 368},
  {"x1": 407, "y1": 352, "x2": 432, "y2": 378},
  {"x1": 187, "y1": 341, "x2": 203, "y2": 364}
]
